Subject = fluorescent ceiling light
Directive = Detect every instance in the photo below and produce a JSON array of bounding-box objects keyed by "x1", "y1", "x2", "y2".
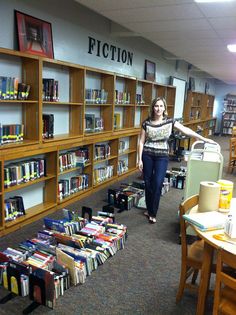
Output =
[
  {"x1": 227, "y1": 44, "x2": 236, "y2": 52},
  {"x1": 195, "y1": 0, "x2": 234, "y2": 3}
]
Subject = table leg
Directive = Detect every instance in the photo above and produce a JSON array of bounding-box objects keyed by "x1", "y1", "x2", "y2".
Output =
[{"x1": 196, "y1": 242, "x2": 214, "y2": 315}]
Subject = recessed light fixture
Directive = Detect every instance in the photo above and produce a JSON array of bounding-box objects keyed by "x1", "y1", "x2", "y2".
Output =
[
  {"x1": 195, "y1": 0, "x2": 234, "y2": 3},
  {"x1": 227, "y1": 44, "x2": 236, "y2": 52}
]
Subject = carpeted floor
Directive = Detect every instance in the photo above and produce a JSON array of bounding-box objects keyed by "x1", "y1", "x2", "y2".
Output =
[{"x1": 0, "y1": 135, "x2": 234, "y2": 315}]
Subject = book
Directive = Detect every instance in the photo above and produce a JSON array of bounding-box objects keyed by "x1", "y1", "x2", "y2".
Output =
[
  {"x1": 183, "y1": 211, "x2": 227, "y2": 232},
  {"x1": 85, "y1": 114, "x2": 95, "y2": 133}
]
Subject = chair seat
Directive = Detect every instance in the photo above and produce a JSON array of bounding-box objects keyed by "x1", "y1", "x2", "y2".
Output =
[
  {"x1": 222, "y1": 286, "x2": 236, "y2": 302},
  {"x1": 219, "y1": 294, "x2": 236, "y2": 315},
  {"x1": 188, "y1": 239, "x2": 204, "y2": 262}
]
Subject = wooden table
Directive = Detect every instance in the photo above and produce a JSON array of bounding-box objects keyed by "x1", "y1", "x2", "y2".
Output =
[{"x1": 190, "y1": 198, "x2": 236, "y2": 315}]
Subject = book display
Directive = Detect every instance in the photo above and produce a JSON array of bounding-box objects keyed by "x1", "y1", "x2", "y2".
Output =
[
  {"x1": 221, "y1": 94, "x2": 236, "y2": 135},
  {"x1": 0, "y1": 209, "x2": 127, "y2": 311}
]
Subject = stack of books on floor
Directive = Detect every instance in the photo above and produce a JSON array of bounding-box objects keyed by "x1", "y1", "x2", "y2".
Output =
[{"x1": 0, "y1": 209, "x2": 127, "y2": 311}]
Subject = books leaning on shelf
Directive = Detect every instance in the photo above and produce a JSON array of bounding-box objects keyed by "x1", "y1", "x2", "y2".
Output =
[
  {"x1": 42, "y1": 114, "x2": 54, "y2": 139},
  {"x1": 58, "y1": 174, "x2": 89, "y2": 200},
  {"x1": 85, "y1": 88, "x2": 108, "y2": 104},
  {"x1": 183, "y1": 211, "x2": 227, "y2": 232},
  {"x1": 42, "y1": 78, "x2": 59, "y2": 102},
  {"x1": 4, "y1": 158, "x2": 46, "y2": 188},
  {"x1": 4, "y1": 196, "x2": 25, "y2": 222},
  {"x1": 114, "y1": 113, "x2": 121, "y2": 130},
  {"x1": 0, "y1": 76, "x2": 30, "y2": 100},
  {"x1": 0, "y1": 124, "x2": 24, "y2": 145},
  {"x1": 85, "y1": 114, "x2": 95, "y2": 133}
]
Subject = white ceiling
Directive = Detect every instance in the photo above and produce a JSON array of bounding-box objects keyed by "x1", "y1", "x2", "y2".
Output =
[{"x1": 75, "y1": 0, "x2": 236, "y2": 85}]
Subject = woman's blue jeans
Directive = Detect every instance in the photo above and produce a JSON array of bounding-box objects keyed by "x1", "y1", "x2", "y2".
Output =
[{"x1": 142, "y1": 153, "x2": 169, "y2": 218}]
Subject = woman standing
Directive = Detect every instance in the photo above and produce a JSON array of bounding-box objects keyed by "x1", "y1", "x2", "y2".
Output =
[{"x1": 138, "y1": 97, "x2": 216, "y2": 224}]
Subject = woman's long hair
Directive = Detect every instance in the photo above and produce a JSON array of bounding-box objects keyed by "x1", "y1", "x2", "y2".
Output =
[{"x1": 150, "y1": 97, "x2": 168, "y2": 120}]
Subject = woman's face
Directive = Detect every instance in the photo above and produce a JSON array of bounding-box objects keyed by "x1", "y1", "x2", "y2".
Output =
[{"x1": 153, "y1": 99, "x2": 165, "y2": 117}]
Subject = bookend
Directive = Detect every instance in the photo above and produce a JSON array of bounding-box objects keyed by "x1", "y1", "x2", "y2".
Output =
[
  {"x1": 0, "y1": 292, "x2": 16, "y2": 304},
  {"x1": 82, "y1": 206, "x2": 93, "y2": 221},
  {"x1": 23, "y1": 301, "x2": 41, "y2": 314},
  {"x1": 102, "y1": 205, "x2": 114, "y2": 214}
]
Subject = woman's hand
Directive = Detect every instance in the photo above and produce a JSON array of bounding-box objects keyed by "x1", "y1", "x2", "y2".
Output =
[{"x1": 138, "y1": 160, "x2": 143, "y2": 172}]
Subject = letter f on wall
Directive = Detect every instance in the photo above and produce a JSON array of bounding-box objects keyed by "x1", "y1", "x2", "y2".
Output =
[{"x1": 88, "y1": 36, "x2": 96, "y2": 54}]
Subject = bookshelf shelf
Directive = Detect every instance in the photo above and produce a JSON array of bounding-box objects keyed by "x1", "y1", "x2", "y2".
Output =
[
  {"x1": 57, "y1": 187, "x2": 91, "y2": 204},
  {"x1": 5, "y1": 201, "x2": 57, "y2": 228},
  {"x1": 4, "y1": 174, "x2": 55, "y2": 193}
]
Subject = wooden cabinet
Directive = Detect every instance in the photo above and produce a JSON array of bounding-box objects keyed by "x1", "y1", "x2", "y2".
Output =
[
  {"x1": 183, "y1": 91, "x2": 215, "y2": 122},
  {"x1": 0, "y1": 47, "x2": 176, "y2": 236},
  {"x1": 221, "y1": 94, "x2": 236, "y2": 136}
]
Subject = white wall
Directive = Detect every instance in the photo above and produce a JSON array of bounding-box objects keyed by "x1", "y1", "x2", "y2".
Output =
[{"x1": 0, "y1": 0, "x2": 235, "y2": 124}]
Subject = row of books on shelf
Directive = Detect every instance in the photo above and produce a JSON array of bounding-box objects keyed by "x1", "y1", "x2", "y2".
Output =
[
  {"x1": 114, "y1": 113, "x2": 121, "y2": 130},
  {"x1": 224, "y1": 99, "x2": 236, "y2": 106},
  {"x1": 0, "y1": 209, "x2": 127, "y2": 309},
  {"x1": 0, "y1": 123, "x2": 24, "y2": 145},
  {"x1": 58, "y1": 174, "x2": 89, "y2": 200},
  {"x1": 136, "y1": 93, "x2": 145, "y2": 105},
  {"x1": 93, "y1": 165, "x2": 114, "y2": 185},
  {"x1": 119, "y1": 140, "x2": 129, "y2": 153},
  {"x1": 224, "y1": 107, "x2": 236, "y2": 113},
  {"x1": 85, "y1": 88, "x2": 108, "y2": 104},
  {"x1": 4, "y1": 158, "x2": 46, "y2": 188},
  {"x1": 0, "y1": 76, "x2": 30, "y2": 100},
  {"x1": 222, "y1": 127, "x2": 234, "y2": 135},
  {"x1": 94, "y1": 143, "x2": 111, "y2": 160},
  {"x1": 42, "y1": 114, "x2": 54, "y2": 139},
  {"x1": 59, "y1": 148, "x2": 89, "y2": 172},
  {"x1": 115, "y1": 90, "x2": 131, "y2": 105},
  {"x1": 85, "y1": 114, "x2": 104, "y2": 133},
  {"x1": 223, "y1": 113, "x2": 236, "y2": 120},
  {"x1": 223, "y1": 121, "x2": 235, "y2": 128},
  {"x1": 190, "y1": 109, "x2": 200, "y2": 120},
  {"x1": 42, "y1": 78, "x2": 59, "y2": 102},
  {"x1": 4, "y1": 196, "x2": 25, "y2": 222},
  {"x1": 117, "y1": 160, "x2": 128, "y2": 175}
]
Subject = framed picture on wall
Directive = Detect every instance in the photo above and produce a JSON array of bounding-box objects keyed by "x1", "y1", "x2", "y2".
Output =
[
  {"x1": 144, "y1": 60, "x2": 156, "y2": 81},
  {"x1": 15, "y1": 10, "x2": 54, "y2": 58}
]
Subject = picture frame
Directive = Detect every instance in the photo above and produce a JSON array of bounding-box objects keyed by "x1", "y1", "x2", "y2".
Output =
[
  {"x1": 15, "y1": 10, "x2": 54, "y2": 58},
  {"x1": 144, "y1": 60, "x2": 156, "y2": 82}
]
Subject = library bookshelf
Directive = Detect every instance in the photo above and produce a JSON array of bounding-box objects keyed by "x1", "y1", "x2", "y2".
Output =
[
  {"x1": 221, "y1": 94, "x2": 236, "y2": 136},
  {"x1": 0, "y1": 47, "x2": 177, "y2": 236}
]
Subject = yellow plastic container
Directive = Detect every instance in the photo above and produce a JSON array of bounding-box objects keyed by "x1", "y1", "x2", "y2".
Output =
[{"x1": 217, "y1": 179, "x2": 234, "y2": 211}]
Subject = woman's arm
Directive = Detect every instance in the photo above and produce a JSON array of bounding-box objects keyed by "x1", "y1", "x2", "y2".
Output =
[
  {"x1": 174, "y1": 121, "x2": 216, "y2": 144},
  {"x1": 138, "y1": 128, "x2": 146, "y2": 171}
]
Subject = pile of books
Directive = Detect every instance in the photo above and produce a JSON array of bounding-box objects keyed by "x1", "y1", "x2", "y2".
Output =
[{"x1": 0, "y1": 209, "x2": 127, "y2": 310}]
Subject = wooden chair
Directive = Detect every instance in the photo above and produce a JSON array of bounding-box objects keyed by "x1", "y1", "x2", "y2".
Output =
[
  {"x1": 232, "y1": 126, "x2": 236, "y2": 137},
  {"x1": 213, "y1": 248, "x2": 236, "y2": 315},
  {"x1": 227, "y1": 137, "x2": 236, "y2": 173},
  {"x1": 176, "y1": 194, "x2": 214, "y2": 303}
]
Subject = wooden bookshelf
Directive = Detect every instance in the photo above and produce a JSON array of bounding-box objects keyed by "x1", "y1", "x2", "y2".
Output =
[
  {"x1": 221, "y1": 94, "x2": 236, "y2": 136},
  {"x1": 0, "y1": 47, "x2": 178, "y2": 236}
]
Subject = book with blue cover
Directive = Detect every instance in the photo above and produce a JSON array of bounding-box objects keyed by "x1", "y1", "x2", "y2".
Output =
[{"x1": 183, "y1": 211, "x2": 227, "y2": 231}]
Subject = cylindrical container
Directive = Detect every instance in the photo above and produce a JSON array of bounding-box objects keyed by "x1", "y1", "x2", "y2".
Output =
[
  {"x1": 217, "y1": 180, "x2": 234, "y2": 211},
  {"x1": 198, "y1": 181, "x2": 220, "y2": 212}
]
